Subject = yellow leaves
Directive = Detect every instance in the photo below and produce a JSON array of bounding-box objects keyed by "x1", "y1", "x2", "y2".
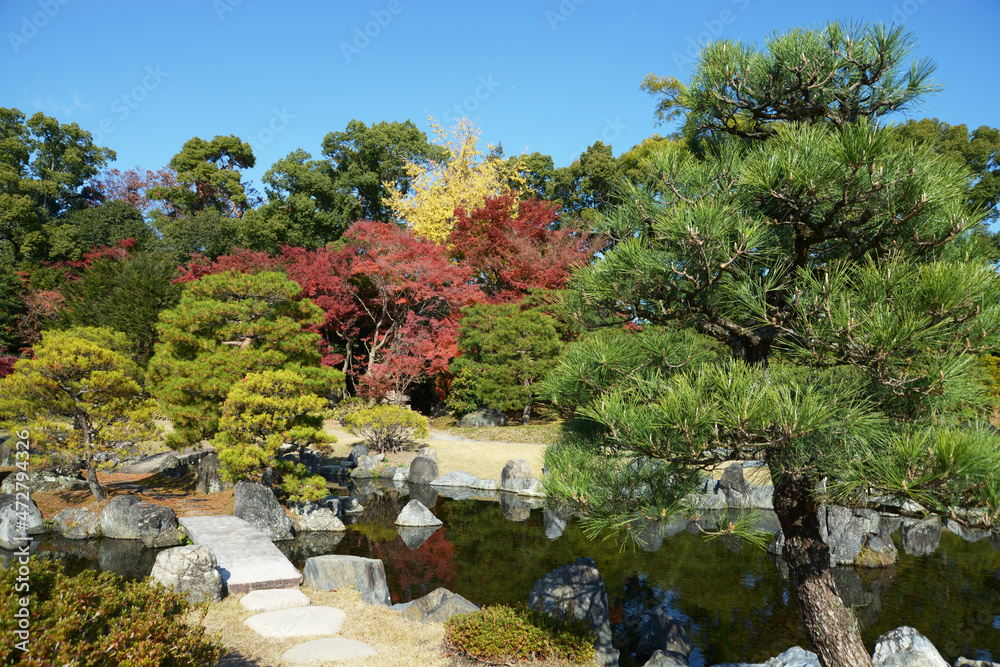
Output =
[{"x1": 383, "y1": 117, "x2": 522, "y2": 244}]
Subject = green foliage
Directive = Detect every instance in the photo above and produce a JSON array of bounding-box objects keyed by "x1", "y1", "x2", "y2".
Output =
[
  {"x1": 0, "y1": 558, "x2": 224, "y2": 666},
  {"x1": 979, "y1": 354, "x2": 1000, "y2": 399},
  {"x1": 331, "y1": 395, "x2": 373, "y2": 425},
  {"x1": 0, "y1": 262, "x2": 26, "y2": 352},
  {"x1": 0, "y1": 326, "x2": 157, "y2": 499},
  {"x1": 448, "y1": 302, "x2": 565, "y2": 423},
  {"x1": 214, "y1": 369, "x2": 335, "y2": 501},
  {"x1": 58, "y1": 252, "x2": 182, "y2": 365},
  {"x1": 148, "y1": 270, "x2": 342, "y2": 448},
  {"x1": 444, "y1": 604, "x2": 596, "y2": 665},
  {"x1": 342, "y1": 405, "x2": 428, "y2": 453},
  {"x1": 46, "y1": 200, "x2": 154, "y2": 261},
  {"x1": 0, "y1": 108, "x2": 115, "y2": 265}
]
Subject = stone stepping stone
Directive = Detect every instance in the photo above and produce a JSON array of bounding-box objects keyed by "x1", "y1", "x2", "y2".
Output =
[
  {"x1": 243, "y1": 606, "x2": 345, "y2": 638},
  {"x1": 281, "y1": 638, "x2": 376, "y2": 665},
  {"x1": 240, "y1": 588, "x2": 311, "y2": 612}
]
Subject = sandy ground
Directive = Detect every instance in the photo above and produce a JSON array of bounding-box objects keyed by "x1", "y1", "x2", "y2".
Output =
[{"x1": 322, "y1": 423, "x2": 548, "y2": 481}]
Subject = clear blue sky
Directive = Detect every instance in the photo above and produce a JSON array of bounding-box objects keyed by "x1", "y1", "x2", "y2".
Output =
[{"x1": 2, "y1": 0, "x2": 998, "y2": 190}]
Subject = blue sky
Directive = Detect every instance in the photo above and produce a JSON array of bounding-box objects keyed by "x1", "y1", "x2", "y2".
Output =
[{"x1": 2, "y1": 0, "x2": 998, "y2": 190}]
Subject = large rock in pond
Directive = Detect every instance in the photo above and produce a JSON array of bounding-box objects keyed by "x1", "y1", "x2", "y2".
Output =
[
  {"x1": 901, "y1": 517, "x2": 942, "y2": 557},
  {"x1": 871, "y1": 626, "x2": 948, "y2": 667},
  {"x1": 149, "y1": 545, "x2": 223, "y2": 604},
  {"x1": 395, "y1": 499, "x2": 442, "y2": 527},
  {"x1": 288, "y1": 497, "x2": 345, "y2": 533},
  {"x1": 636, "y1": 607, "x2": 693, "y2": 659},
  {"x1": 303, "y1": 555, "x2": 390, "y2": 606},
  {"x1": 408, "y1": 456, "x2": 438, "y2": 485},
  {"x1": 499, "y1": 458, "x2": 532, "y2": 493},
  {"x1": 195, "y1": 452, "x2": 233, "y2": 494},
  {"x1": 100, "y1": 495, "x2": 181, "y2": 548},
  {"x1": 457, "y1": 408, "x2": 508, "y2": 428},
  {"x1": 52, "y1": 507, "x2": 101, "y2": 539},
  {"x1": 233, "y1": 481, "x2": 294, "y2": 541},
  {"x1": 529, "y1": 556, "x2": 618, "y2": 667},
  {"x1": 392, "y1": 587, "x2": 479, "y2": 623}
]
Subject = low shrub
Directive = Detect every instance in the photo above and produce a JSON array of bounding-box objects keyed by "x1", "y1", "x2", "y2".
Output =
[
  {"x1": 0, "y1": 558, "x2": 224, "y2": 666},
  {"x1": 331, "y1": 395, "x2": 372, "y2": 426},
  {"x1": 444, "y1": 603, "x2": 596, "y2": 665},
  {"x1": 342, "y1": 404, "x2": 429, "y2": 453}
]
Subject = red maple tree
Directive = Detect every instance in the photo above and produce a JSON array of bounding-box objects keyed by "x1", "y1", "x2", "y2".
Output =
[
  {"x1": 89, "y1": 166, "x2": 181, "y2": 216},
  {"x1": 449, "y1": 194, "x2": 603, "y2": 303}
]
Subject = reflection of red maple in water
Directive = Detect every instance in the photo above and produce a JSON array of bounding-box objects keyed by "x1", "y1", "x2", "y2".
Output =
[{"x1": 371, "y1": 528, "x2": 456, "y2": 604}]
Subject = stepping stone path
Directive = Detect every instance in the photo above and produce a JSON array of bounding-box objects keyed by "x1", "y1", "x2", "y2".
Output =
[
  {"x1": 281, "y1": 638, "x2": 377, "y2": 664},
  {"x1": 241, "y1": 590, "x2": 379, "y2": 664},
  {"x1": 243, "y1": 606, "x2": 346, "y2": 639}
]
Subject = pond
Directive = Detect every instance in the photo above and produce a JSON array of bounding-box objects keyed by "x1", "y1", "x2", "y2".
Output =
[{"x1": 17, "y1": 485, "x2": 1000, "y2": 667}]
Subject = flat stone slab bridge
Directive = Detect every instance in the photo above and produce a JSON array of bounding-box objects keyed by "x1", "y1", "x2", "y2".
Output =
[{"x1": 178, "y1": 515, "x2": 302, "y2": 595}]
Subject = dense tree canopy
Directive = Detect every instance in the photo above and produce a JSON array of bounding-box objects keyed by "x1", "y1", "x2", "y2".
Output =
[
  {"x1": 148, "y1": 270, "x2": 342, "y2": 448},
  {"x1": 544, "y1": 23, "x2": 1000, "y2": 667}
]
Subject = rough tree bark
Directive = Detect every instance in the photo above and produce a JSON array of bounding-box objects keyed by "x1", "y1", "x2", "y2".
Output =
[{"x1": 771, "y1": 470, "x2": 873, "y2": 667}]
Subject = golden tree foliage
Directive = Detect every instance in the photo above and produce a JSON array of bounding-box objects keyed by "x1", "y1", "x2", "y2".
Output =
[{"x1": 383, "y1": 118, "x2": 521, "y2": 244}]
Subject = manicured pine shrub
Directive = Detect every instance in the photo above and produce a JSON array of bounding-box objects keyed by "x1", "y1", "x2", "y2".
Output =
[{"x1": 341, "y1": 404, "x2": 429, "y2": 453}]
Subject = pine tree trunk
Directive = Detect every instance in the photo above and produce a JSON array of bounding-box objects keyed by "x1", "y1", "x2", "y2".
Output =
[
  {"x1": 771, "y1": 471, "x2": 873, "y2": 667},
  {"x1": 87, "y1": 463, "x2": 106, "y2": 501},
  {"x1": 521, "y1": 394, "x2": 533, "y2": 426},
  {"x1": 77, "y1": 414, "x2": 106, "y2": 501}
]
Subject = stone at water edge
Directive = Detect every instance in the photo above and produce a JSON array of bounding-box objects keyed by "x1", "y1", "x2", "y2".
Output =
[
  {"x1": 303, "y1": 555, "x2": 391, "y2": 606},
  {"x1": 100, "y1": 495, "x2": 181, "y2": 548},
  {"x1": 149, "y1": 545, "x2": 222, "y2": 604},
  {"x1": 52, "y1": 507, "x2": 101, "y2": 539},
  {"x1": 280, "y1": 638, "x2": 376, "y2": 665},
  {"x1": 243, "y1": 606, "x2": 346, "y2": 638},
  {"x1": 395, "y1": 499, "x2": 443, "y2": 527},
  {"x1": 499, "y1": 458, "x2": 532, "y2": 493},
  {"x1": 415, "y1": 446, "x2": 437, "y2": 462},
  {"x1": 392, "y1": 587, "x2": 479, "y2": 623},
  {"x1": 871, "y1": 626, "x2": 948, "y2": 667},
  {"x1": 529, "y1": 556, "x2": 619, "y2": 667},
  {"x1": 233, "y1": 480, "x2": 294, "y2": 541},
  {"x1": 408, "y1": 456, "x2": 438, "y2": 485},
  {"x1": 430, "y1": 470, "x2": 478, "y2": 488},
  {"x1": 240, "y1": 588, "x2": 311, "y2": 612},
  {"x1": 288, "y1": 498, "x2": 346, "y2": 533}
]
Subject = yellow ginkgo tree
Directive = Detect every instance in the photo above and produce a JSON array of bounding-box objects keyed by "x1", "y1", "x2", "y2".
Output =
[{"x1": 383, "y1": 118, "x2": 521, "y2": 244}]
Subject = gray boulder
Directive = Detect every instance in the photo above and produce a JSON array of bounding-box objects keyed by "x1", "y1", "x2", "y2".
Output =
[
  {"x1": 0, "y1": 493, "x2": 45, "y2": 534},
  {"x1": 901, "y1": 518, "x2": 942, "y2": 556},
  {"x1": 470, "y1": 477, "x2": 498, "y2": 491},
  {"x1": 288, "y1": 498, "x2": 346, "y2": 533},
  {"x1": 954, "y1": 659, "x2": 1000, "y2": 666},
  {"x1": 195, "y1": 452, "x2": 232, "y2": 494},
  {"x1": 499, "y1": 458, "x2": 532, "y2": 493},
  {"x1": 393, "y1": 587, "x2": 479, "y2": 623},
  {"x1": 303, "y1": 555, "x2": 390, "y2": 606},
  {"x1": 415, "y1": 446, "x2": 437, "y2": 463},
  {"x1": 636, "y1": 607, "x2": 693, "y2": 658},
  {"x1": 408, "y1": 456, "x2": 439, "y2": 485},
  {"x1": 395, "y1": 499, "x2": 442, "y2": 527},
  {"x1": 819, "y1": 505, "x2": 868, "y2": 566},
  {"x1": 100, "y1": 495, "x2": 181, "y2": 548},
  {"x1": 529, "y1": 556, "x2": 619, "y2": 667},
  {"x1": 718, "y1": 463, "x2": 751, "y2": 506},
  {"x1": 0, "y1": 506, "x2": 28, "y2": 550},
  {"x1": 348, "y1": 444, "x2": 370, "y2": 465},
  {"x1": 871, "y1": 626, "x2": 948, "y2": 667},
  {"x1": 233, "y1": 480, "x2": 294, "y2": 541},
  {"x1": 52, "y1": 507, "x2": 101, "y2": 539},
  {"x1": 116, "y1": 451, "x2": 181, "y2": 476},
  {"x1": 457, "y1": 408, "x2": 508, "y2": 428},
  {"x1": 1, "y1": 471, "x2": 86, "y2": 494},
  {"x1": 643, "y1": 650, "x2": 690, "y2": 667},
  {"x1": 149, "y1": 545, "x2": 223, "y2": 604},
  {"x1": 431, "y1": 470, "x2": 478, "y2": 488}
]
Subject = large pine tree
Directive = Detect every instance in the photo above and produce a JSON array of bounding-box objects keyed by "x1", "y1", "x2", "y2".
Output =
[{"x1": 542, "y1": 23, "x2": 1000, "y2": 667}]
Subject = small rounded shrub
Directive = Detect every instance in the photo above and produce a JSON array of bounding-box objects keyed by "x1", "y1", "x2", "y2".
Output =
[
  {"x1": 341, "y1": 404, "x2": 429, "y2": 453},
  {"x1": 444, "y1": 603, "x2": 596, "y2": 664},
  {"x1": 0, "y1": 558, "x2": 224, "y2": 666}
]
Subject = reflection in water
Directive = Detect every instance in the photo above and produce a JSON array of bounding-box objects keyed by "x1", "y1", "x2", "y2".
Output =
[{"x1": 8, "y1": 488, "x2": 999, "y2": 666}]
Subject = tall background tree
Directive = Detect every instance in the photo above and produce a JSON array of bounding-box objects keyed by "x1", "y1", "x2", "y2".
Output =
[{"x1": 542, "y1": 23, "x2": 1000, "y2": 667}]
